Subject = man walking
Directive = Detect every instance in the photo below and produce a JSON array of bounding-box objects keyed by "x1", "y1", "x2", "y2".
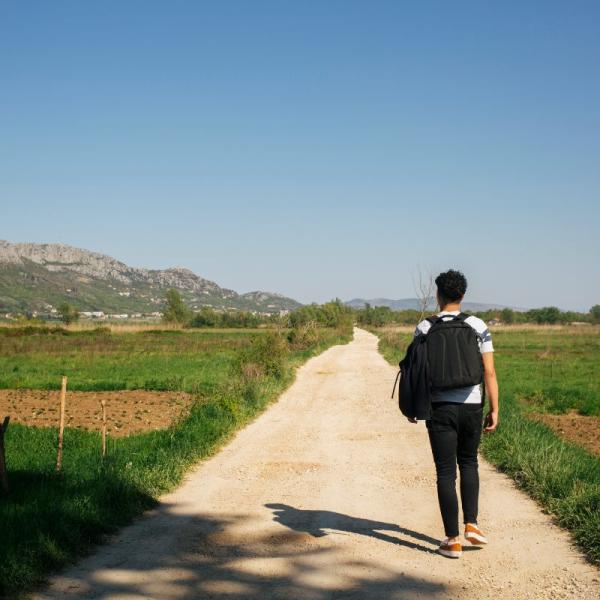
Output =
[{"x1": 410, "y1": 269, "x2": 499, "y2": 558}]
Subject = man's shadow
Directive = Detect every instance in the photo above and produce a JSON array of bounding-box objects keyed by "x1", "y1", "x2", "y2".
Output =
[{"x1": 265, "y1": 503, "x2": 440, "y2": 555}]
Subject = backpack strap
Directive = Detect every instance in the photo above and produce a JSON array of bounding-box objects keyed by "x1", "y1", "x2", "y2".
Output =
[
  {"x1": 391, "y1": 369, "x2": 401, "y2": 399},
  {"x1": 429, "y1": 313, "x2": 460, "y2": 326},
  {"x1": 426, "y1": 312, "x2": 469, "y2": 329}
]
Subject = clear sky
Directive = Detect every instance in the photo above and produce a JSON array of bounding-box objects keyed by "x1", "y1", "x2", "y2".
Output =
[{"x1": 1, "y1": 1, "x2": 599, "y2": 310}]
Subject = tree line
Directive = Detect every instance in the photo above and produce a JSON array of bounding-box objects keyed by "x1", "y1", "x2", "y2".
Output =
[
  {"x1": 41, "y1": 292, "x2": 600, "y2": 327},
  {"x1": 355, "y1": 302, "x2": 600, "y2": 326},
  {"x1": 163, "y1": 290, "x2": 355, "y2": 330}
]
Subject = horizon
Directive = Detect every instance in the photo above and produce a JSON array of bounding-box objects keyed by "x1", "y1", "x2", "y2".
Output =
[
  {"x1": 1, "y1": 2, "x2": 599, "y2": 312},
  {"x1": 0, "y1": 237, "x2": 582, "y2": 312}
]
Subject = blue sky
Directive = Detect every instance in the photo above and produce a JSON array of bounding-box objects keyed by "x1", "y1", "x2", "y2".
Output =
[{"x1": 1, "y1": 1, "x2": 599, "y2": 310}]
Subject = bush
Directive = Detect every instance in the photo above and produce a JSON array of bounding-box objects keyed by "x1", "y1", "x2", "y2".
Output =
[
  {"x1": 289, "y1": 299, "x2": 353, "y2": 332},
  {"x1": 356, "y1": 304, "x2": 395, "y2": 327},
  {"x1": 287, "y1": 322, "x2": 320, "y2": 350},
  {"x1": 58, "y1": 303, "x2": 79, "y2": 325},
  {"x1": 238, "y1": 331, "x2": 289, "y2": 379},
  {"x1": 189, "y1": 307, "x2": 263, "y2": 328},
  {"x1": 189, "y1": 307, "x2": 220, "y2": 327}
]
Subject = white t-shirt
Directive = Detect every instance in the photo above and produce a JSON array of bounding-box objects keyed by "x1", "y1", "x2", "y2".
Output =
[{"x1": 414, "y1": 310, "x2": 494, "y2": 404}]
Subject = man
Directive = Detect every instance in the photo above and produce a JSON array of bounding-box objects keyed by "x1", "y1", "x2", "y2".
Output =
[{"x1": 410, "y1": 269, "x2": 499, "y2": 558}]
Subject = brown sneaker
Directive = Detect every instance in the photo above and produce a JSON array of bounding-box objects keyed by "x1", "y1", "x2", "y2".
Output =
[
  {"x1": 438, "y1": 538, "x2": 462, "y2": 558},
  {"x1": 464, "y1": 523, "x2": 488, "y2": 545}
]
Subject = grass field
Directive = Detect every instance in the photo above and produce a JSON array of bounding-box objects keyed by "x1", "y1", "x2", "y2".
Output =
[
  {"x1": 375, "y1": 325, "x2": 600, "y2": 565},
  {"x1": 0, "y1": 327, "x2": 260, "y2": 392},
  {"x1": 0, "y1": 325, "x2": 351, "y2": 598}
]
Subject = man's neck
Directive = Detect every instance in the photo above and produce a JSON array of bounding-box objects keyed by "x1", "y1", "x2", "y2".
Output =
[{"x1": 439, "y1": 302, "x2": 461, "y2": 313}]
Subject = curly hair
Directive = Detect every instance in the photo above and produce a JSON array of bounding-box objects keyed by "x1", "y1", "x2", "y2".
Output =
[{"x1": 435, "y1": 269, "x2": 467, "y2": 304}]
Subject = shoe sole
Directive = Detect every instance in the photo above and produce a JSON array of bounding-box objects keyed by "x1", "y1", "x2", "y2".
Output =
[
  {"x1": 465, "y1": 532, "x2": 488, "y2": 545},
  {"x1": 438, "y1": 548, "x2": 462, "y2": 558}
]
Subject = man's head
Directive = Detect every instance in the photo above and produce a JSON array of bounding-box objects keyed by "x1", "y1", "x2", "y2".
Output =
[{"x1": 435, "y1": 269, "x2": 467, "y2": 308}]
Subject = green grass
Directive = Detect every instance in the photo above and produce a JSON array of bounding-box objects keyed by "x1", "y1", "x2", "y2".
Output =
[
  {"x1": 489, "y1": 328, "x2": 600, "y2": 416},
  {"x1": 376, "y1": 326, "x2": 600, "y2": 416},
  {"x1": 0, "y1": 328, "x2": 262, "y2": 393},
  {"x1": 0, "y1": 326, "x2": 352, "y2": 598},
  {"x1": 374, "y1": 325, "x2": 600, "y2": 565}
]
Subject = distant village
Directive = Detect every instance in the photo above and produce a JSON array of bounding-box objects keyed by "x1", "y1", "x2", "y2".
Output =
[
  {"x1": 0, "y1": 306, "x2": 164, "y2": 322},
  {"x1": 0, "y1": 298, "x2": 291, "y2": 322},
  {"x1": 0, "y1": 276, "x2": 295, "y2": 322}
]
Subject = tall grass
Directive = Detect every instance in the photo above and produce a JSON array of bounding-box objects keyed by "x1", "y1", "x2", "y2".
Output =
[
  {"x1": 374, "y1": 326, "x2": 600, "y2": 564},
  {"x1": 0, "y1": 326, "x2": 352, "y2": 598}
]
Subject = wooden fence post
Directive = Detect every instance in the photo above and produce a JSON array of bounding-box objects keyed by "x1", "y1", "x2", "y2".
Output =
[
  {"x1": 56, "y1": 376, "x2": 67, "y2": 472},
  {"x1": 0, "y1": 416, "x2": 10, "y2": 494},
  {"x1": 101, "y1": 399, "x2": 107, "y2": 457}
]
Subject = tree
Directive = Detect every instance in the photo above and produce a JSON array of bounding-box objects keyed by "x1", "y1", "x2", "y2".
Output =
[
  {"x1": 190, "y1": 306, "x2": 220, "y2": 327},
  {"x1": 501, "y1": 308, "x2": 515, "y2": 324},
  {"x1": 356, "y1": 304, "x2": 394, "y2": 327},
  {"x1": 591, "y1": 305, "x2": 600, "y2": 324},
  {"x1": 542, "y1": 306, "x2": 561, "y2": 324},
  {"x1": 58, "y1": 302, "x2": 79, "y2": 325},
  {"x1": 162, "y1": 289, "x2": 191, "y2": 324},
  {"x1": 528, "y1": 306, "x2": 561, "y2": 324},
  {"x1": 413, "y1": 268, "x2": 434, "y2": 324}
]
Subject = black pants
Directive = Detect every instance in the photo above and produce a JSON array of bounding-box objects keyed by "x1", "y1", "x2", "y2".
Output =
[{"x1": 426, "y1": 402, "x2": 483, "y2": 538}]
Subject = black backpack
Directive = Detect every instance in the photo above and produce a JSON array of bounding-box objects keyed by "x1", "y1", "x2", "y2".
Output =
[
  {"x1": 426, "y1": 313, "x2": 483, "y2": 390},
  {"x1": 391, "y1": 313, "x2": 483, "y2": 420},
  {"x1": 393, "y1": 334, "x2": 432, "y2": 420}
]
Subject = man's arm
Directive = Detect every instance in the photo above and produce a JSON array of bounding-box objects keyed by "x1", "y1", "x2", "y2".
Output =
[{"x1": 482, "y1": 352, "x2": 499, "y2": 432}]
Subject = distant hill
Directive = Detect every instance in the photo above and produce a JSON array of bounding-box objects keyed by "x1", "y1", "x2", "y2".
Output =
[
  {"x1": 0, "y1": 240, "x2": 302, "y2": 316},
  {"x1": 345, "y1": 298, "x2": 524, "y2": 312}
]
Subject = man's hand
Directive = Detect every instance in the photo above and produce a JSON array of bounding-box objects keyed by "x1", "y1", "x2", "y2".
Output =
[
  {"x1": 407, "y1": 417, "x2": 418, "y2": 424},
  {"x1": 483, "y1": 411, "x2": 498, "y2": 433}
]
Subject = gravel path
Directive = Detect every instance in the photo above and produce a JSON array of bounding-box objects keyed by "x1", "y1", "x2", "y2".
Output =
[{"x1": 35, "y1": 328, "x2": 599, "y2": 599}]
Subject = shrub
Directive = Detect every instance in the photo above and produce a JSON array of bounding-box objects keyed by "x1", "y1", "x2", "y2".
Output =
[
  {"x1": 189, "y1": 307, "x2": 263, "y2": 328},
  {"x1": 189, "y1": 307, "x2": 220, "y2": 327},
  {"x1": 287, "y1": 321, "x2": 320, "y2": 350},
  {"x1": 289, "y1": 299, "x2": 353, "y2": 332},
  {"x1": 238, "y1": 331, "x2": 289, "y2": 379},
  {"x1": 240, "y1": 362, "x2": 265, "y2": 380},
  {"x1": 57, "y1": 303, "x2": 79, "y2": 325}
]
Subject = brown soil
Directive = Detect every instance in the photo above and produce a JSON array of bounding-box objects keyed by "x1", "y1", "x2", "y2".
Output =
[
  {"x1": 530, "y1": 411, "x2": 600, "y2": 457},
  {"x1": 0, "y1": 389, "x2": 193, "y2": 437}
]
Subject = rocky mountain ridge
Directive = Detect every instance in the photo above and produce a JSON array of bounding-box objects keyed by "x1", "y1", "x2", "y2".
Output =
[{"x1": 0, "y1": 240, "x2": 301, "y2": 315}]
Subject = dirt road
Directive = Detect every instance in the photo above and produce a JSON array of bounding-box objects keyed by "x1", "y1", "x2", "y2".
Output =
[{"x1": 36, "y1": 329, "x2": 599, "y2": 599}]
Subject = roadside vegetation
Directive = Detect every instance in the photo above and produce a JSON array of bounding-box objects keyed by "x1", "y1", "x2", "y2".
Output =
[
  {"x1": 356, "y1": 302, "x2": 600, "y2": 327},
  {"x1": 375, "y1": 325, "x2": 600, "y2": 565},
  {"x1": 0, "y1": 304, "x2": 352, "y2": 598},
  {"x1": 162, "y1": 288, "x2": 275, "y2": 328},
  {"x1": 163, "y1": 289, "x2": 355, "y2": 330}
]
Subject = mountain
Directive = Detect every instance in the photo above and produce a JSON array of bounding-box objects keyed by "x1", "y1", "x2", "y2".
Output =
[
  {"x1": 0, "y1": 240, "x2": 302, "y2": 316},
  {"x1": 345, "y1": 298, "x2": 524, "y2": 312}
]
